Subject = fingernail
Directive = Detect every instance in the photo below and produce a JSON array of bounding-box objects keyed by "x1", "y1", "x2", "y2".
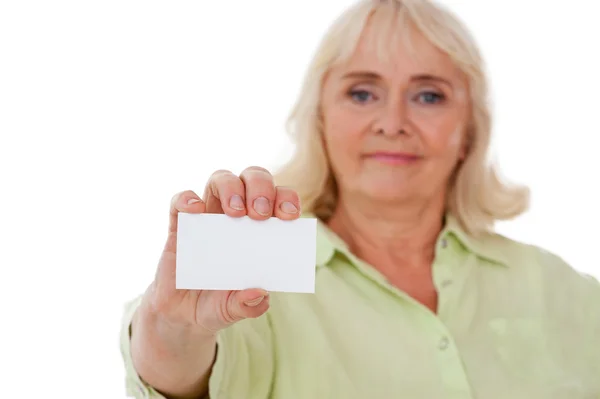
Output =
[
  {"x1": 187, "y1": 198, "x2": 201, "y2": 205},
  {"x1": 280, "y1": 201, "x2": 298, "y2": 214},
  {"x1": 244, "y1": 296, "x2": 265, "y2": 307},
  {"x1": 253, "y1": 197, "x2": 270, "y2": 216},
  {"x1": 229, "y1": 195, "x2": 245, "y2": 211}
]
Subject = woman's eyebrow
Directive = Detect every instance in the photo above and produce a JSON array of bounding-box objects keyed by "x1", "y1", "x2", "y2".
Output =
[
  {"x1": 341, "y1": 71, "x2": 453, "y2": 87},
  {"x1": 410, "y1": 74, "x2": 453, "y2": 87},
  {"x1": 341, "y1": 71, "x2": 382, "y2": 81}
]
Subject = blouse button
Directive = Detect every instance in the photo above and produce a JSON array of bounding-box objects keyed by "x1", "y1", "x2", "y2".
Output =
[
  {"x1": 438, "y1": 336, "x2": 450, "y2": 351},
  {"x1": 440, "y1": 279, "x2": 453, "y2": 288}
]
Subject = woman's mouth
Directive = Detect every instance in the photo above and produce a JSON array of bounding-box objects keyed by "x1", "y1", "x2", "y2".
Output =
[{"x1": 364, "y1": 151, "x2": 422, "y2": 165}]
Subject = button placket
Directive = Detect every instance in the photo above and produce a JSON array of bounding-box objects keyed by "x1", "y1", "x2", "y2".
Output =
[
  {"x1": 433, "y1": 233, "x2": 459, "y2": 319},
  {"x1": 435, "y1": 332, "x2": 474, "y2": 398},
  {"x1": 433, "y1": 238, "x2": 453, "y2": 291}
]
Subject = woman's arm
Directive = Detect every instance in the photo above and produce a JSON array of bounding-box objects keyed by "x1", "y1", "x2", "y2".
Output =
[{"x1": 129, "y1": 298, "x2": 217, "y2": 399}]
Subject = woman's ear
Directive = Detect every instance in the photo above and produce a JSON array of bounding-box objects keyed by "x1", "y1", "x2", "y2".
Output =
[
  {"x1": 459, "y1": 125, "x2": 473, "y2": 160},
  {"x1": 458, "y1": 144, "x2": 467, "y2": 161},
  {"x1": 317, "y1": 106, "x2": 326, "y2": 142}
]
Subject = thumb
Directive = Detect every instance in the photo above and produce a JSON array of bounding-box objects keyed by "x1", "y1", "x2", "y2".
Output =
[{"x1": 225, "y1": 288, "x2": 270, "y2": 323}]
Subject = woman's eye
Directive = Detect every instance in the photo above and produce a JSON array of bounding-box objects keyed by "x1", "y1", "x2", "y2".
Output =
[
  {"x1": 417, "y1": 91, "x2": 445, "y2": 104},
  {"x1": 349, "y1": 89, "x2": 374, "y2": 103}
]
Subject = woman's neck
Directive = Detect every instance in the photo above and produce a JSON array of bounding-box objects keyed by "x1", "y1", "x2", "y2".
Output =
[{"x1": 326, "y1": 193, "x2": 446, "y2": 270}]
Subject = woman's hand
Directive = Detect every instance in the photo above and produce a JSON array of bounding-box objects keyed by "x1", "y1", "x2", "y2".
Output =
[
  {"x1": 145, "y1": 166, "x2": 301, "y2": 334},
  {"x1": 130, "y1": 167, "x2": 301, "y2": 397}
]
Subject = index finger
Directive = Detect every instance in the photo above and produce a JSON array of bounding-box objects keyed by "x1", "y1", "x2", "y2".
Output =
[{"x1": 168, "y1": 190, "x2": 206, "y2": 235}]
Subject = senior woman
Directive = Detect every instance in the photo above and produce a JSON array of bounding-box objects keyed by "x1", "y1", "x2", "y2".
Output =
[{"x1": 120, "y1": 0, "x2": 600, "y2": 398}]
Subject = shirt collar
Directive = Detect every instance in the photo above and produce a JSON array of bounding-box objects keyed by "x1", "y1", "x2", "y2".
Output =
[
  {"x1": 442, "y1": 213, "x2": 509, "y2": 266},
  {"x1": 314, "y1": 216, "x2": 344, "y2": 267},
  {"x1": 306, "y1": 212, "x2": 509, "y2": 268}
]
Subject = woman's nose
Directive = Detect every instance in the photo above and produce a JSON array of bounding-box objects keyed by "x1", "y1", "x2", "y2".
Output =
[{"x1": 373, "y1": 100, "x2": 409, "y2": 137}]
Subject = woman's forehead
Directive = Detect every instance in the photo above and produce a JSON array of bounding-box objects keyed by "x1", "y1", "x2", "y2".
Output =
[{"x1": 334, "y1": 22, "x2": 462, "y2": 82}]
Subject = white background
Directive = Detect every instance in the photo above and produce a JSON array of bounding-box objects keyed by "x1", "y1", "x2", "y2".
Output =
[{"x1": 1, "y1": 1, "x2": 598, "y2": 397}]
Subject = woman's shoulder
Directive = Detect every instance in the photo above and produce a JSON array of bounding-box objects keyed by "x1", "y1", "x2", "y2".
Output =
[
  {"x1": 483, "y1": 230, "x2": 600, "y2": 299},
  {"x1": 475, "y1": 232, "x2": 600, "y2": 338}
]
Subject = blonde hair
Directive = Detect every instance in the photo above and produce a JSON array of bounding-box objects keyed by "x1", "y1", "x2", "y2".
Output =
[{"x1": 273, "y1": 0, "x2": 529, "y2": 236}]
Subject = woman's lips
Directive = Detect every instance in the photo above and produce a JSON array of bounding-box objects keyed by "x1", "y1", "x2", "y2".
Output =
[{"x1": 364, "y1": 152, "x2": 421, "y2": 165}]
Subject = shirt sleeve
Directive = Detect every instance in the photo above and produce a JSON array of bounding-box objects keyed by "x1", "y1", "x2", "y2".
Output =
[
  {"x1": 585, "y1": 273, "x2": 600, "y2": 372},
  {"x1": 119, "y1": 295, "x2": 275, "y2": 399},
  {"x1": 581, "y1": 272, "x2": 600, "y2": 378},
  {"x1": 537, "y1": 249, "x2": 600, "y2": 378}
]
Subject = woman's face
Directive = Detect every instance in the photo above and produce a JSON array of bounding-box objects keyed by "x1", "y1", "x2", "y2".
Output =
[{"x1": 320, "y1": 23, "x2": 471, "y2": 204}]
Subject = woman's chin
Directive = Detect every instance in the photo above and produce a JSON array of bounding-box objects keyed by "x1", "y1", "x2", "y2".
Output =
[{"x1": 360, "y1": 182, "x2": 417, "y2": 203}]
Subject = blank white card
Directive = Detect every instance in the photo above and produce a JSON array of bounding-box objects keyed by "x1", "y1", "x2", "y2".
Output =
[{"x1": 176, "y1": 213, "x2": 317, "y2": 293}]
